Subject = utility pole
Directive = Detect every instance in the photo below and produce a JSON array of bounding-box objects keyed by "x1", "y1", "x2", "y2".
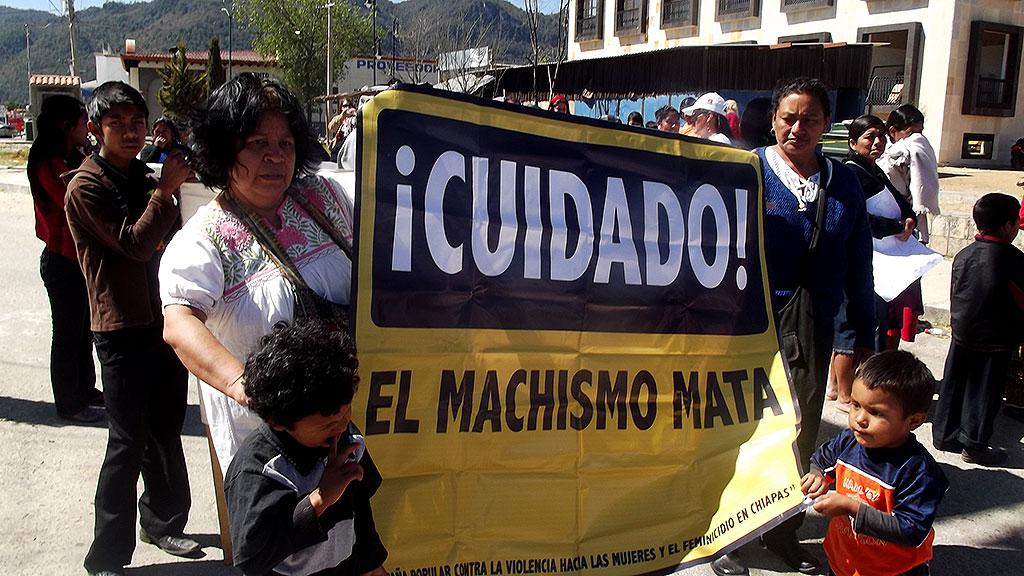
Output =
[
  {"x1": 365, "y1": 0, "x2": 377, "y2": 85},
  {"x1": 325, "y1": 2, "x2": 334, "y2": 134},
  {"x1": 392, "y1": 17, "x2": 399, "y2": 82},
  {"x1": 65, "y1": 0, "x2": 78, "y2": 77},
  {"x1": 222, "y1": 1, "x2": 233, "y2": 80},
  {"x1": 25, "y1": 24, "x2": 31, "y2": 108}
]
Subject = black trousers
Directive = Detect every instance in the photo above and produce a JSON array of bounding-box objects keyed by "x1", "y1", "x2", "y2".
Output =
[
  {"x1": 932, "y1": 341, "x2": 1009, "y2": 451},
  {"x1": 84, "y1": 323, "x2": 191, "y2": 572},
  {"x1": 39, "y1": 249, "x2": 96, "y2": 417},
  {"x1": 764, "y1": 288, "x2": 833, "y2": 544}
]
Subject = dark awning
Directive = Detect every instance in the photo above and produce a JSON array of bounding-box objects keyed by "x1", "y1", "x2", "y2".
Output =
[{"x1": 495, "y1": 43, "x2": 873, "y2": 101}]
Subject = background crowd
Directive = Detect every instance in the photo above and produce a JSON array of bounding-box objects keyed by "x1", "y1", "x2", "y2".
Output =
[{"x1": 25, "y1": 74, "x2": 1024, "y2": 576}]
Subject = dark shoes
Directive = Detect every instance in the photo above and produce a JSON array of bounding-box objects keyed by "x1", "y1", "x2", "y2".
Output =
[
  {"x1": 710, "y1": 551, "x2": 749, "y2": 576},
  {"x1": 962, "y1": 447, "x2": 1008, "y2": 467},
  {"x1": 761, "y1": 534, "x2": 825, "y2": 574},
  {"x1": 61, "y1": 407, "x2": 104, "y2": 424},
  {"x1": 87, "y1": 570, "x2": 125, "y2": 576},
  {"x1": 933, "y1": 439, "x2": 963, "y2": 453},
  {"x1": 87, "y1": 388, "x2": 105, "y2": 408},
  {"x1": 138, "y1": 527, "x2": 202, "y2": 558}
]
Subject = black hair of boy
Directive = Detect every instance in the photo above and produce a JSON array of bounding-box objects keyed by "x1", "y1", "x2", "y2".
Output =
[
  {"x1": 855, "y1": 350, "x2": 935, "y2": 416},
  {"x1": 86, "y1": 81, "x2": 148, "y2": 125},
  {"x1": 972, "y1": 192, "x2": 1020, "y2": 236},
  {"x1": 244, "y1": 321, "x2": 359, "y2": 428}
]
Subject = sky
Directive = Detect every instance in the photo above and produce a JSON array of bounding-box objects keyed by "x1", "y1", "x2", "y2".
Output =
[
  {"x1": 3, "y1": 0, "x2": 137, "y2": 11},
  {"x1": 5, "y1": 0, "x2": 562, "y2": 14}
]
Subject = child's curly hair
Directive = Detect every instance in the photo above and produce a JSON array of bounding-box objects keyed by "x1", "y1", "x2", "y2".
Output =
[{"x1": 244, "y1": 321, "x2": 359, "y2": 428}]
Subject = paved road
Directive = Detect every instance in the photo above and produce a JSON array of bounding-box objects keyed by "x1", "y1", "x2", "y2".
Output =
[{"x1": 0, "y1": 187, "x2": 1021, "y2": 576}]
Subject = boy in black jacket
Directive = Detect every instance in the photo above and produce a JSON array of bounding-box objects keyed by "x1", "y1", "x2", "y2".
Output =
[
  {"x1": 932, "y1": 192, "x2": 1024, "y2": 466},
  {"x1": 225, "y1": 321, "x2": 388, "y2": 575}
]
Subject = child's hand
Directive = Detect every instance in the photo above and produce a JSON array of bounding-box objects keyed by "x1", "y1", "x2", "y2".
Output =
[
  {"x1": 800, "y1": 472, "x2": 828, "y2": 499},
  {"x1": 309, "y1": 436, "x2": 364, "y2": 516},
  {"x1": 362, "y1": 567, "x2": 388, "y2": 576},
  {"x1": 812, "y1": 493, "x2": 860, "y2": 519}
]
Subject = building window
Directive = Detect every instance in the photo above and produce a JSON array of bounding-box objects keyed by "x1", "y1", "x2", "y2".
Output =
[
  {"x1": 778, "y1": 32, "x2": 832, "y2": 44},
  {"x1": 615, "y1": 0, "x2": 647, "y2": 34},
  {"x1": 576, "y1": 0, "x2": 604, "y2": 42},
  {"x1": 715, "y1": 0, "x2": 759, "y2": 21},
  {"x1": 662, "y1": 0, "x2": 697, "y2": 28},
  {"x1": 858, "y1": 23, "x2": 924, "y2": 110},
  {"x1": 963, "y1": 21, "x2": 1022, "y2": 117},
  {"x1": 961, "y1": 133, "x2": 995, "y2": 160},
  {"x1": 779, "y1": 0, "x2": 832, "y2": 12}
]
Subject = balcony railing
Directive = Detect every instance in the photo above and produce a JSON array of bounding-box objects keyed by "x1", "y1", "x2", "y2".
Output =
[
  {"x1": 615, "y1": 0, "x2": 645, "y2": 34},
  {"x1": 977, "y1": 77, "x2": 1011, "y2": 109},
  {"x1": 866, "y1": 74, "x2": 904, "y2": 106}
]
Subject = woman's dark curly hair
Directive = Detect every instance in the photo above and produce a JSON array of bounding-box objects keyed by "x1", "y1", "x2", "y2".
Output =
[
  {"x1": 771, "y1": 76, "x2": 832, "y2": 119},
  {"x1": 244, "y1": 321, "x2": 359, "y2": 428},
  {"x1": 189, "y1": 73, "x2": 320, "y2": 190}
]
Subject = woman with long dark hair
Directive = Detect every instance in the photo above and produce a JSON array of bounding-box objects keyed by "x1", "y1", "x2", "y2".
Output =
[
  {"x1": 28, "y1": 94, "x2": 103, "y2": 423},
  {"x1": 160, "y1": 73, "x2": 356, "y2": 469},
  {"x1": 827, "y1": 115, "x2": 918, "y2": 411}
]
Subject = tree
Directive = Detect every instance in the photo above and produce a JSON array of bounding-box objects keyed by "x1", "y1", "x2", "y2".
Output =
[
  {"x1": 434, "y1": 9, "x2": 511, "y2": 95},
  {"x1": 234, "y1": 0, "x2": 373, "y2": 111},
  {"x1": 523, "y1": 0, "x2": 569, "y2": 102},
  {"x1": 207, "y1": 37, "x2": 226, "y2": 96},
  {"x1": 157, "y1": 39, "x2": 208, "y2": 122}
]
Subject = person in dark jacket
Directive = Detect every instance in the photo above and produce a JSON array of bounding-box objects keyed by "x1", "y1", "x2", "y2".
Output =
[
  {"x1": 932, "y1": 192, "x2": 1024, "y2": 466},
  {"x1": 828, "y1": 115, "x2": 918, "y2": 412},
  {"x1": 138, "y1": 116, "x2": 182, "y2": 163},
  {"x1": 226, "y1": 321, "x2": 388, "y2": 576}
]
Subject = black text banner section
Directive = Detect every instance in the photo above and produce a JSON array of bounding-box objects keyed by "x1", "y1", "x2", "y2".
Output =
[{"x1": 352, "y1": 87, "x2": 805, "y2": 576}]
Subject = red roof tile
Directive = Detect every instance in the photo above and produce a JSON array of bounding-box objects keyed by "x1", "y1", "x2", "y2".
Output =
[
  {"x1": 122, "y1": 49, "x2": 276, "y2": 67},
  {"x1": 30, "y1": 74, "x2": 82, "y2": 87}
]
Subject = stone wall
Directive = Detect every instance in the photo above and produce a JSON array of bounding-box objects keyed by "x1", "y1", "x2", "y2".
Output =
[{"x1": 928, "y1": 212, "x2": 1024, "y2": 258}]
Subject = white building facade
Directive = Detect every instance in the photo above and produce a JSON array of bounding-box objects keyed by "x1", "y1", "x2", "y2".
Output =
[{"x1": 569, "y1": 0, "x2": 1024, "y2": 167}]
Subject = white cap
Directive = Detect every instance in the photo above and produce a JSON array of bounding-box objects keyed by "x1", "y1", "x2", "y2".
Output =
[{"x1": 681, "y1": 92, "x2": 727, "y2": 117}]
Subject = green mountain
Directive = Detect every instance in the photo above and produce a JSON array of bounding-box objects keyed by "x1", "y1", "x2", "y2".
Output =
[{"x1": 2, "y1": 0, "x2": 562, "y2": 107}]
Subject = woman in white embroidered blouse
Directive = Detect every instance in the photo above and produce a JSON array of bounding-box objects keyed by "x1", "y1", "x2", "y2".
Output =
[{"x1": 159, "y1": 74, "x2": 353, "y2": 469}]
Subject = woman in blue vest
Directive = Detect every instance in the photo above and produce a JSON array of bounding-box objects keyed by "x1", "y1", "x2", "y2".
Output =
[{"x1": 711, "y1": 77, "x2": 875, "y2": 576}]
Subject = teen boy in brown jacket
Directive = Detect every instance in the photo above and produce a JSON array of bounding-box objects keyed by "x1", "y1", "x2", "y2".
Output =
[{"x1": 65, "y1": 81, "x2": 198, "y2": 576}]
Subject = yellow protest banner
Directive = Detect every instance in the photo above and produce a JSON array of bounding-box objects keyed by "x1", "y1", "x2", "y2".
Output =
[{"x1": 351, "y1": 87, "x2": 806, "y2": 576}]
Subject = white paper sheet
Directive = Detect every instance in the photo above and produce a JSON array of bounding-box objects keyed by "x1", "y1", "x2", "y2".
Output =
[
  {"x1": 866, "y1": 188, "x2": 902, "y2": 219},
  {"x1": 872, "y1": 234, "x2": 943, "y2": 301}
]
